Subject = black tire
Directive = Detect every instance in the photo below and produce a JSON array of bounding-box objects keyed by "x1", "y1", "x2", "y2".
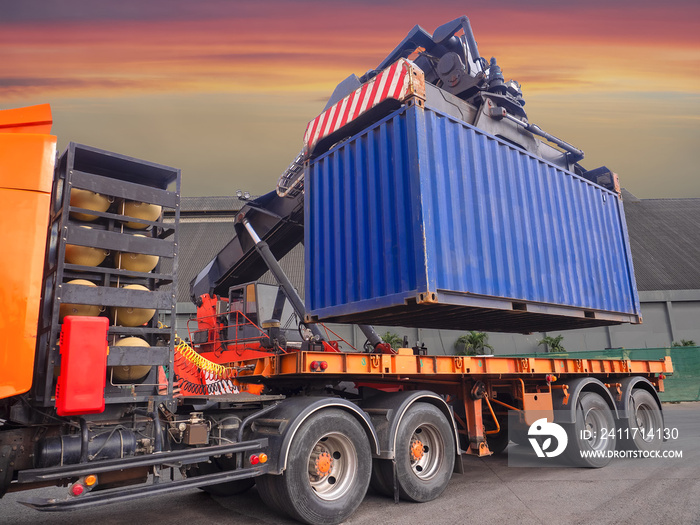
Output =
[
  {"x1": 565, "y1": 392, "x2": 616, "y2": 468},
  {"x1": 255, "y1": 408, "x2": 371, "y2": 525},
  {"x1": 509, "y1": 421, "x2": 530, "y2": 447},
  {"x1": 486, "y1": 424, "x2": 510, "y2": 455},
  {"x1": 191, "y1": 457, "x2": 255, "y2": 497},
  {"x1": 254, "y1": 473, "x2": 287, "y2": 515},
  {"x1": 622, "y1": 389, "x2": 664, "y2": 452},
  {"x1": 385, "y1": 403, "x2": 455, "y2": 502}
]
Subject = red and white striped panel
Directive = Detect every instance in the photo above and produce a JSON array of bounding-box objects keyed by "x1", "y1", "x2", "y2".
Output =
[{"x1": 303, "y1": 58, "x2": 425, "y2": 156}]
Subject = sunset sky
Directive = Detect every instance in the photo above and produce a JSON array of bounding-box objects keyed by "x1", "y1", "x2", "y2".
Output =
[{"x1": 2, "y1": 0, "x2": 699, "y2": 199}]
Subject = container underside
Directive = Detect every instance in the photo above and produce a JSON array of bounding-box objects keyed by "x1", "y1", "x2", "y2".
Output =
[
  {"x1": 308, "y1": 290, "x2": 638, "y2": 333},
  {"x1": 311, "y1": 303, "x2": 628, "y2": 333}
]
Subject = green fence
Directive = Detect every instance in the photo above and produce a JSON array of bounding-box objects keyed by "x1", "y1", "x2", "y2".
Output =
[{"x1": 501, "y1": 347, "x2": 700, "y2": 402}]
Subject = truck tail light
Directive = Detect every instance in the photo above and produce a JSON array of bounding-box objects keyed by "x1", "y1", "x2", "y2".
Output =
[
  {"x1": 310, "y1": 361, "x2": 328, "y2": 372},
  {"x1": 84, "y1": 474, "x2": 98, "y2": 487}
]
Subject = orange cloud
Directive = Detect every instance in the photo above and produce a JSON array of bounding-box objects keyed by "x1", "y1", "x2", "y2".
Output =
[
  {"x1": 2, "y1": 1, "x2": 697, "y2": 200},
  {"x1": 2, "y1": 4, "x2": 697, "y2": 101},
  {"x1": 1, "y1": 2, "x2": 697, "y2": 132}
]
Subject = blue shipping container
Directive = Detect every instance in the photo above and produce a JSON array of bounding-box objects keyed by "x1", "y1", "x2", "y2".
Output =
[{"x1": 304, "y1": 104, "x2": 641, "y2": 332}]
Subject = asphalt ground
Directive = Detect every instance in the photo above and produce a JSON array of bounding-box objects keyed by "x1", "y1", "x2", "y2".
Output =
[{"x1": 1, "y1": 402, "x2": 698, "y2": 525}]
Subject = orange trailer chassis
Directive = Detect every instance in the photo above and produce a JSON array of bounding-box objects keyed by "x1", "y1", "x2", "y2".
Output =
[{"x1": 235, "y1": 349, "x2": 672, "y2": 456}]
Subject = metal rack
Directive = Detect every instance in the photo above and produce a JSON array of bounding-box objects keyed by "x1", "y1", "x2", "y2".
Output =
[{"x1": 33, "y1": 143, "x2": 180, "y2": 407}]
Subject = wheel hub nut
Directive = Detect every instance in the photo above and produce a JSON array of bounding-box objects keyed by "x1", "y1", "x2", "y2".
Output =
[
  {"x1": 315, "y1": 452, "x2": 332, "y2": 476},
  {"x1": 410, "y1": 439, "x2": 424, "y2": 461}
]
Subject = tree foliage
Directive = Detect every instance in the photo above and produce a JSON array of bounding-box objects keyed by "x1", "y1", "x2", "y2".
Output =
[
  {"x1": 537, "y1": 334, "x2": 566, "y2": 353},
  {"x1": 381, "y1": 331, "x2": 403, "y2": 351},
  {"x1": 672, "y1": 339, "x2": 696, "y2": 347},
  {"x1": 454, "y1": 331, "x2": 494, "y2": 356}
]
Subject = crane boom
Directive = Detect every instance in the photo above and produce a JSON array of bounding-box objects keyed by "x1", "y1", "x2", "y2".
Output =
[{"x1": 189, "y1": 189, "x2": 304, "y2": 301}]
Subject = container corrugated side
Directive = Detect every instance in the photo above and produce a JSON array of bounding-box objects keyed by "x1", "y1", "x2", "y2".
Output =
[{"x1": 305, "y1": 104, "x2": 641, "y2": 332}]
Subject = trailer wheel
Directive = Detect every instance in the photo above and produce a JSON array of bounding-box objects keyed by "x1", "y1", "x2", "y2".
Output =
[
  {"x1": 486, "y1": 424, "x2": 510, "y2": 455},
  {"x1": 565, "y1": 392, "x2": 616, "y2": 468},
  {"x1": 622, "y1": 389, "x2": 663, "y2": 452},
  {"x1": 191, "y1": 457, "x2": 255, "y2": 497},
  {"x1": 254, "y1": 473, "x2": 286, "y2": 515},
  {"x1": 256, "y1": 409, "x2": 371, "y2": 525},
  {"x1": 389, "y1": 403, "x2": 455, "y2": 502},
  {"x1": 509, "y1": 421, "x2": 530, "y2": 447}
]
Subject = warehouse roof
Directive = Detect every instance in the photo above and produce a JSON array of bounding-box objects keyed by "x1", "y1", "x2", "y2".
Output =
[
  {"x1": 173, "y1": 191, "x2": 700, "y2": 304},
  {"x1": 179, "y1": 195, "x2": 250, "y2": 214},
  {"x1": 622, "y1": 189, "x2": 700, "y2": 292}
]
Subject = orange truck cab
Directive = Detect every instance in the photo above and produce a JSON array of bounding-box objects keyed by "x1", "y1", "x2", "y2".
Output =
[{"x1": 0, "y1": 104, "x2": 56, "y2": 399}]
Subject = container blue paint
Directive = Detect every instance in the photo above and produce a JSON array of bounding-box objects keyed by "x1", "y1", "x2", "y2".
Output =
[{"x1": 305, "y1": 103, "x2": 641, "y2": 332}]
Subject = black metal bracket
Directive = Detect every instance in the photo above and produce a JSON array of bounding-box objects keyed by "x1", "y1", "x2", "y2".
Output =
[
  {"x1": 18, "y1": 439, "x2": 267, "y2": 484},
  {"x1": 19, "y1": 461, "x2": 267, "y2": 511}
]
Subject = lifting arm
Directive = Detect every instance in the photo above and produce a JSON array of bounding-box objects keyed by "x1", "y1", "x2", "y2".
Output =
[
  {"x1": 369, "y1": 16, "x2": 485, "y2": 85},
  {"x1": 190, "y1": 189, "x2": 394, "y2": 352},
  {"x1": 239, "y1": 218, "x2": 324, "y2": 342},
  {"x1": 190, "y1": 190, "x2": 304, "y2": 301}
]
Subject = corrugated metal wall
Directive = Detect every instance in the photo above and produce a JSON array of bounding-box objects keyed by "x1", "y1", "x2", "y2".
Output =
[
  {"x1": 306, "y1": 104, "x2": 641, "y2": 330},
  {"x1": 417, "y1": 107, "x2": 638, "y2": 313},
  {"x1": 305, "y1": 111, "x2": 425, "y2": 310}
]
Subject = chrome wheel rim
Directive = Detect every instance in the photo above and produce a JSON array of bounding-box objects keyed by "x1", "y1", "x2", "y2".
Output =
[
  {"x1": 408, "y1": 424, "x2": 444, "y2": 480},
  {"x1": 634, "y1": 403, "x2": 656, "y2": 443},
  {"x1": 583, "y1": 407, "x2": 610, "y2": 451},
  {"x1": 307, "y1": 432, "x2": 357, "y2": 501}
]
